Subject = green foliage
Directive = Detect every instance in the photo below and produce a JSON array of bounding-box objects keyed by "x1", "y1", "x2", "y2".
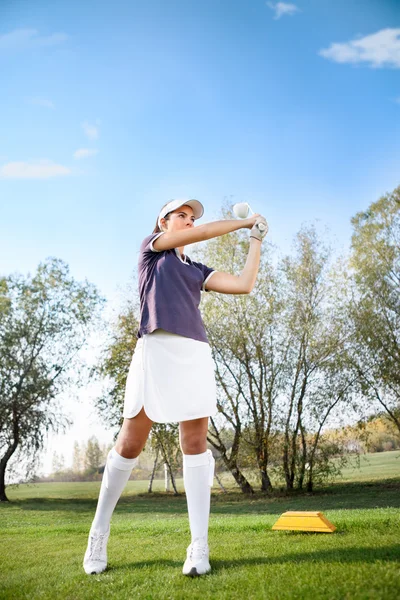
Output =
[
  {"x1": 84, "y1": 436, "x2": 104, "y2": 473},
  {"x1": 351, "y1": 187, "x2": 400, "y2": 293},
  {"x1": 349, "y1": 186, "x2": 400, "y2": 431},
  {"x1": 95, "y1": 302, "x2": 139, "y2": 429},
  {"x1": 0, "y1": 258, "x2": 104, "y2": 500},
  {"x1": 354, "y1": 415, "x2": 400, "y2": 453},
  {"x1": 51, "y1": 451, "x2": 65, "y2": 473},
  {"x1": 72, "y1": 440, "x2": 83, "y2": 473}
]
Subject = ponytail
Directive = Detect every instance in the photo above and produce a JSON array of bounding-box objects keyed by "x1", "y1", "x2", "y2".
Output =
[
  {"x1": 152, "y1": 219, "x2": 162, "y2": 234},
  {"x1": 152, "y1": 205, "x2": 171, "y2": 234}
]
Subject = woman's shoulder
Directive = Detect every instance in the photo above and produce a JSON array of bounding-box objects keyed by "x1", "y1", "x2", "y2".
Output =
[{"x1": 140, "y1": 232, "x2": 165, "y2": 254}]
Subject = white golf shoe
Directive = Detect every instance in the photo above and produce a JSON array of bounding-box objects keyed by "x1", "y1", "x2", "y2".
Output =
[
  {"x1": 83, "y1": 528, "x2": 110, "y2": 574},
  {"x1": 182, "y1": 538, "x2": 211, "y2": 577}
]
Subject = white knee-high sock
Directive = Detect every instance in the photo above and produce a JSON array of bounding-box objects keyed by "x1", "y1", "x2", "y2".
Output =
[
  {"x1": 91, "y1": 447, "x2": 138, "y2": 534},
  {"x1": 183, "y1": 450, "x2": 215, "y2": 543}
]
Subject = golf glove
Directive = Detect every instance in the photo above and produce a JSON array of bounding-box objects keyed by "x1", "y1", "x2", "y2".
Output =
[{"x1": 250, "y1": 216, "x2": 269, "y2": 241}]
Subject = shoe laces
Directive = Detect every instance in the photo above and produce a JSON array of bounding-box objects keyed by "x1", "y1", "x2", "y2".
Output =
[
  {"x1": 189, "y1": 538, "x2": 208, "y2": 561},
  {"x1": 88, "y1": 532, "x2": 107, "y2": 562}
]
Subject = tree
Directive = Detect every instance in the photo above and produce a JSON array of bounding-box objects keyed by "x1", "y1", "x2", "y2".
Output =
[
  {"x1": 149, "y1": 424, "x2": 180, "y2": 494},
  {"x1": 197, "y1": 209, "x2": 307, "y2": 493},
  {"x1": 84, "y1": 436, "x2": 103, "y2": 473},
  {"x1": 199, "y1": 225, "x2": 282, "y2": 493},
  {"x1": 198, "y1": 216, "x2": 355, "y2": 492},
  {"x1": 349, "y1": 187, "x2": 400, "y2": 432},
  {"x1": 72, "y1": 441, "x2": 83, "y2": 473},
  {"x1": 52, "y1": 451, "x2": 65, "y2": 473},
  {"x1": 278, "y1": 227, "x2": 357, "y2": 491},
  {"x1": 0, "y1": 258, "x2": 104, "y2": 501}
]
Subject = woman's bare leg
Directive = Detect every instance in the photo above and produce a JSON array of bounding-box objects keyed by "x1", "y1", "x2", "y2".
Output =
[{"x1": 115, "y1": 408, "x2": 154, "y2": 458}]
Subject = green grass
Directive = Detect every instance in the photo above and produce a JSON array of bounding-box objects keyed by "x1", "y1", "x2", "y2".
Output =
[
  {"x1": 1, "y1": 451, "x2": 400, "y2": 600},
  {"x1": 338, "y1": 449, "x2": 400, "y2": 481}
]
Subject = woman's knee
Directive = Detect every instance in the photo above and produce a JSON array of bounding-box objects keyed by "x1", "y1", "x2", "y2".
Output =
[
  {"x1": 115, "y1": 411, "x2": 152, "y2": 458},
  {"x1": 180, "y1": 434, "x2": 207, "y2": 455},
  {"x1": 179, "y1": 417, "x2": 208, "y2": 455},
  {"x1": 114, "y1": 438, "x2": 143, "y2": 459}
]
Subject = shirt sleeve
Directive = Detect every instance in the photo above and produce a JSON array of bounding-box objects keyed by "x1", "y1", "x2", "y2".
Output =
[
  {"x1": 140, "y1": 232, "x2": 165, "y2": 254},
  {"x1": 192, "y1": 261, "x2": 217, "y2": 292}
]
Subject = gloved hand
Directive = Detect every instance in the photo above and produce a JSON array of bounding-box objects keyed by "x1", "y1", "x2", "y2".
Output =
[{"x1": 250, "y1": 216, "x2": 269, "y2": 241}]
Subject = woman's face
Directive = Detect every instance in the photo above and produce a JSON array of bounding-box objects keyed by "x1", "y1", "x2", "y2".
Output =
[{"x1": 162, "y1": 205, "x2": 195, "y2": 232}]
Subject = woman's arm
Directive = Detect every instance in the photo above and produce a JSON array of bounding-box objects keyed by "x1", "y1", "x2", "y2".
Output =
[
  {"x1": 205, "y1": 237, "x2": 262, "y2": 294},
  {"x1": 153, "y1": 215, "x2": 261, "y2": 251}
]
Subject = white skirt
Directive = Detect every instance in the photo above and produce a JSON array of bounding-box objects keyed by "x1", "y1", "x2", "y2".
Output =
[{"x1": 123, "y1": 329, "x2": 217, "y2": 423}]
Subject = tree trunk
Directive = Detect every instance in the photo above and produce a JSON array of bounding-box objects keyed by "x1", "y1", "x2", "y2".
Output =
[
  {"x1": 208, "y1": 420, "x2": 254, "y2": 494},
  {"x1": 0, "y1": 459, "x2": 9, "y2": 502},
  {"x1": 158, "y1": 437, "x2": 178, "y2": 495},
  {"x1": 257, "y1": 440, "x2": 273, "y2": 492},
  {"x1": 208, "y1": 438, "x2": 254, "y2": 494},
  {"x1": 164, "y1": 463, "x2": 170, "y2": 492},
  {"x1": 283, "y1": 438, "x2": 295, "y2": 490},
  {"x1": 227, "y1": 461, "x2": 254, "y2": 494},
  {"x1": 282, "y1": 443, "x2": 292, "y2": 490},
  {"x1": 148, "y1": 449, "x2": 159, "y2": 493},
  {"x1": 306, "y1": 469, "x2": 313, "y2": 492},
  {"x1": 297, "y1": 422, "x2": 307, "y2": 490},
  {"x1": 215, "y1": 472, "x2": 227, "y2": 492},
  {"x1": 375, "y1": 389, "x2": 400, "y2": 435},
  {"x1": 166, "y1": 459, "x2": 178, "y2": 494},
  {"x1": 0, "y1": 439, "x2": 19, "y2": 502},
  {"x1": 260, "y1": 468, "x2": 273, "y2": 492},
  {"x1": 213, "y1": 451, "x2": 254, "y2": 494}
]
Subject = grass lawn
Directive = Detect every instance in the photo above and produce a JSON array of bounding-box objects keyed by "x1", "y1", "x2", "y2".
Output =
[
  {"x1": 338, "y1": 450, "x2": 400, "y2": 482},
  {"x1": 1, "y1": 451, "x2": 399, "y2": 599}
]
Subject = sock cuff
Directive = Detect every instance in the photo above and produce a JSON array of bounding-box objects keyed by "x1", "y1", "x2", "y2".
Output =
[
  {"x1": 109, "y1": 447, "x2": 138, "y2": 471},
  {"x1": 183, "y1": 449, "x2": 212, "y2": 468}
]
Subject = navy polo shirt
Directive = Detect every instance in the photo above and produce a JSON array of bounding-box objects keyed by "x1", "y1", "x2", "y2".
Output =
[{"x1": 137, "y1": 233, "x2": 215, "y2": 343}]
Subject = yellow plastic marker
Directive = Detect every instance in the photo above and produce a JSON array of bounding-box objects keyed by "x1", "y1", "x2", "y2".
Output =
[{"x1": 272, "y1": 511, "x2": 336, "y2": 533}]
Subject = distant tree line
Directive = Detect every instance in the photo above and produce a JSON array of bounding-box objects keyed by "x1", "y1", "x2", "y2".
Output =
[
  {"x1": 38, "y1": 435, "x2": 183, "y2": 488},
  {"x1": 38, "y1": 436, "x2": 112, "y2": 482}
]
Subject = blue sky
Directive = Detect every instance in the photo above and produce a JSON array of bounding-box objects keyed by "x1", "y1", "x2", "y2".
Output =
[
  {"x1": 1, "y1": 0, "x2": 399, "y2": 299},
  {"x1": 1, "y1": 0, "x2": 400, "y2": 469}
]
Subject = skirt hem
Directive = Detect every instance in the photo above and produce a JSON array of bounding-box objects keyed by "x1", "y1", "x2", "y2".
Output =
[{"x1": 122, "y1": 405, "x2": 216, "y2": 423}]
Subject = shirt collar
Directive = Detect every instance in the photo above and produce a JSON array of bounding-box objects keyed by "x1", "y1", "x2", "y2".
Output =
[{"x1": 174, "y1": 248, "x2": 191, "y2": 264}]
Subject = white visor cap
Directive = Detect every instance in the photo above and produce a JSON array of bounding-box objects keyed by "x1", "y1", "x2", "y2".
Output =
[{"x1": 158, "y1": 199, "x2": 204, "y2": 229}]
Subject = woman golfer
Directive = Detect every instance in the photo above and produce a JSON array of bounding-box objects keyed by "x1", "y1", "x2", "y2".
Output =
[{"x1": 83, "y1": 199, "x2": 268, "y2": 576}]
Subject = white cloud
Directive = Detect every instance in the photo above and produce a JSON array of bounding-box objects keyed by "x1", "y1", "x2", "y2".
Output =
[
  {"x1": 73, "y1": 148, "x2": 98, "y2": 159},
  {"x1": 0, "y1": 29, "x2": 68, "y2": 51},
  {"x1": 28, "y1": 97, "x2": 55, "y2": 110},
  {"x1": 266, "y1": 2, "x2": 300, "y2": 20},
  {"x1": 0, "y1": 160, "x2": 71, "y2": 180},
  {"x1": 82, "y1": 121, "x2": 100, "y2": 140},
  {"x1": 319, "y1": 28, "x2": 400, "y2": 68}
]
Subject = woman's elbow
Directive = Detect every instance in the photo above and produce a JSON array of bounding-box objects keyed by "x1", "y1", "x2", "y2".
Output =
[{"x1": 240, "y1": 283, "x2": 253, "y2": 294}]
